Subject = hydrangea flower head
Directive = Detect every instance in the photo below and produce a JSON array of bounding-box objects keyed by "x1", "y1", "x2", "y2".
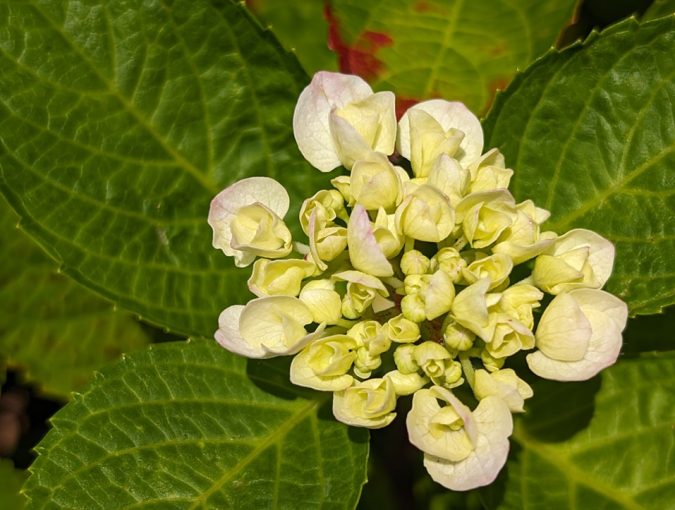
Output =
[{"x1": 208, "y1": 72, "x2": 628, "y2": 491}]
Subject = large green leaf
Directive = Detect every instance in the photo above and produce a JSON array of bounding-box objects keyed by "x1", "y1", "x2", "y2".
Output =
[
  {"x1": 483, "y1": 17, "x2": 675, "y2": 315},
  {"x1": 0, "y1": 459, "x2": 26, "y2": 509},
  {"x1": 328, "y1": 0, "x2": 578, "y2": 114},
  {"x1": 23, "y1": 340, "x2": 368, "y2": 509},
  {"x1": 483, "y1": 352, "x2": 675, "y2": 509},
  {"x1": 0, "y1": 196, "x2": 149, "y2": 399},
  {"x1": 643, "y1": 0, "x2": 675, "y2": 20},
  {"x1": 0, "y1": 0, "x2": 333, "y2": 338},
  {"x1": 246, "y1": 0, "x2": 337, "y2": 74}
]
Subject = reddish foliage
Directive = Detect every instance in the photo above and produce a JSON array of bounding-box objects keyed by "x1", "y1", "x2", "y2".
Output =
[
  {"x1": 324, "y1": 4, "x2": 393, "y2": 82},
  {"x1": 395, "y1": 96, "x2": 419, "y2": 120},
  {"x1": 413, "y1": 0, "x2": 448, "y2": 15}
]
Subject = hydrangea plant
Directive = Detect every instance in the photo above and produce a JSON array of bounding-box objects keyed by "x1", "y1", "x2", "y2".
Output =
[
  {"x1": 208, "y1": 71, "x2": 629, "y2": 491},
  {"x1": 0, "y1": 1, "x2": 672, "y2": 509}
]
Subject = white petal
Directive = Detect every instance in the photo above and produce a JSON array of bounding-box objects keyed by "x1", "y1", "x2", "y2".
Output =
[{"x1": 293, "y1": 72, "x2": 373, "y2": 172}]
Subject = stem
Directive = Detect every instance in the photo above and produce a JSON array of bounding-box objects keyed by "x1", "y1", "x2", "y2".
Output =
[
  {"x1": 336, "y1": 318, "x2": 358, "y2": 329},
  {"x1": 460, "y1": 354, "x2": 476, "y2": 394}
]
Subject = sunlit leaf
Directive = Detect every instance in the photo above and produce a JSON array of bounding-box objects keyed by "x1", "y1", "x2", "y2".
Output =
[
  {"x1": 0, "y1": 0, "x2": 333, "y2": 338},
  {"x1": 484, "y1": 16, "x2": 675, "y2": 315},
  {"x1": 328, "y1": 0, "x2": 577, "y2": 114},
  {"x1": 24, "y1": 340, "x2": 369, "y2": 509}
]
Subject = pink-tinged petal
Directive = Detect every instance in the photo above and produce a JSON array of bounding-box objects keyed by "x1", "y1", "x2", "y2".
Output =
[
  {"x1": 398, "y1": 100, "x2": 483, "y2": 165},
  {"x1": 347, "y1": 205, "x2": 394, "y2": 277},
  {"x1": 293, "y1": 71, "x2": 373, "y2": 172},
  {"x1": 215, "y1": 305, "x2": 265, "y2": 358}
]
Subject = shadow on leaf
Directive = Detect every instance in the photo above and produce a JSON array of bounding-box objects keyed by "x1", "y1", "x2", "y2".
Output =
[{"x1": 518, "y1": 375, "x2": 602, "y2": 442}]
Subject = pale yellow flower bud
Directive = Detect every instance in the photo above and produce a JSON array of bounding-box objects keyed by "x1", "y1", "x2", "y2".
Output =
[
  {"x1": 485, "y1": 315, "x2": 535, "y2": 359},
  {"x1": 496, "y1": 283, "x2": 543, "y2": 329},
  {"x1": 430, "y1": 247, "x2": 466, "y2": 282},
  {"x1": 401, "y1": 293, "x2": 426, "y2": 323},
  {"x1": 331, "y1": 91, "x2": 397, "y2": 169},
  {"x1": 395, "y1": 185, "x2": 455, "y2": 242},
  {"x1": 385, "y1": 370, "x2": 428, "y2": 396},
  {"x1": 467, "y1": 148, "x2": 513, "y2": 193},
  {"x1": 456, "y1": 190, "x2": 517, "y2": 249},
  {"x1": 461, "y1": 253, "x2": 513, "y2": 290},
  {"x1": 474, "y1": 369, "x2": 533, "y2": 413},
  {"x1": 532, "y1": 229, "x2": 615, "y2": 294},
  {"x1": 401, "y1": 250, "x2": 430, "y2": 275},
  {"x1": 248, "y1": 258, "x2": 316, "y2": 297},
  {"x1": 333, "y1": 377, "x2": 397, "y2": 429},
  {"x1": 414, "y1": 341, "x2": 461, "y2": 387},
  {"x1": 420, "y1": 270, "x2": 456, "y2": 320},
  {"x1": 331, "y1": 175, "x2": 354, "y2": 206},
  {"x1": 480, "y1": 350, "x2": 505, "y2": 372},
  {"x1": 443, "y1": 320, "x2": 475, "y2": 351},
  {"x1": 385, "y1": 314, "x2": 421, "y2": 343},
  {"x1": 209, "y1": 177, "x2": 290, "y2": 267},
  {"x1": 406, "y1": 109, "x2": 464, "y2": 177},
  {"x1": 492, "y1": 200, "x2": 556, "y2": 264},
  {"x1": 308, "y1": 208, "x2": 348, "y2": 270},
  {"x1": 394, "y1": 344, "x2": 419, "y2": 374},
  {"x1": 298, "y1": 279, "x2": 343, "y2": 324},
  {"x1": 300, "y1": 189, "x2": 346, "y2": 234},
  {"x1": 427, "y1": 154, "x2": 470, "y2": 205},
  {"x1": 290, "y1": 335, "x2": 358, "y2": 391},
  {"x1": 372, "y1": 207, "x2": 404, "y2": 258},
  {"x1": 451, "y1": 278, "x2": 498, "y2": 340},
  {"x1": 351, "y1": 152, "x2": 402, "y2": 211},
  {"x1": 229, "y1": 203, "x2": 293, "y2": 261},
  {"x1": 335, "y1": 270, "x2": 388, "y2": 319}
]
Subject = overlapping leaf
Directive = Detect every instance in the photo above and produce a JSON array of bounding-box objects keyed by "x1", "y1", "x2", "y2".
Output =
[
  {"x1": 23, "y1": 340, "x2": 369, "y2": 509},
  {"x1": 246, "y1": 0, "x2": 337, "y2": 74},
  {"x1": 0, "y1": 0, "x2": 333, "y2": 338},
  {"x1": 329, "y1": 0, "x2": 577, "y2": 113},
  {"x1": 0, "y1": 197, "x2": 149, "y2": 398},
  {"x1": 643, "y1": 0, "x2": 675, "y2": 21},
  {"x1": 483, "y1": 352, "x2": 675, "y2": 509},
  {"x1": 484, "y1": 16, "x2": 675, "y2": 315}
]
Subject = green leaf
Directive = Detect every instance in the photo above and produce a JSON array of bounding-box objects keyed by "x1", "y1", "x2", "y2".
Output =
[
  {"x1": 328, "y1": 0, "x2": 578, "y2": 114},
  {"x1": 24, "y1": 340, "x2": 368, "y2": 509},
  {"x1": 0, "y1": 196, "x2": 150, "y2": 398},
  {"x1": 483, "y1": 17, "x2": 675, "y2": 315},
  {"x1": 246, "y1": 0, "x2": 337, "y2": 74},
  {"x1": 0, "y1": 459, "x2": 26, "y2": 509},
  {"x1": 483, "y1": 353, "x2": 675, "y2": 509},
  {"x1": 0, "y1": 0, "x2": 333, "y2": 338},
  {"x1": 623, "y1": 306, "x2": 675, "y2": 354},
  {"x1": 642, "y1": 0, "x2": 675, "y2": 21}
]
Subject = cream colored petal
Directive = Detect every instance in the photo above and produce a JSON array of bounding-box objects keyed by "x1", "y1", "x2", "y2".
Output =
[
  {"x1": 347, "y1": 205, "x2": 394, "y2": 277},
  {"x1": 239, "y1": 296, "x2": 315, "y2": 357},
  {"x1": 423, "y1": 396, "x2": 512, "y2": 491},
  {"x1": 329, "y1": 111, "x2": 373, "y2": 169},
  {"x1": 336, "y1": 91, "x2": 396, "y2": 156},
  {"x1": 527, "y1": 289, "x2": 626, "y2": 381},
  {"x1": 536, "y1": 292, "x2": 592, "y2": 361},
  {"x1": 293, "y1": 71, "x2": 373, "y2": 172},
  {"x1": 398, "y1": 100, "x2": 483, "y2": 165},
  {"x1": 208, "y1": 177, "x2": 290, "y2": 259},
  {"x1": 214, "y1": 305, "x2": 265, "y2": 358}
]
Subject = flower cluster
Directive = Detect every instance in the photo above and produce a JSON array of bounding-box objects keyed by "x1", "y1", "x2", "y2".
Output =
[{"x1": 208, "y1": 72, "x2": 628, "y2": 491}]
